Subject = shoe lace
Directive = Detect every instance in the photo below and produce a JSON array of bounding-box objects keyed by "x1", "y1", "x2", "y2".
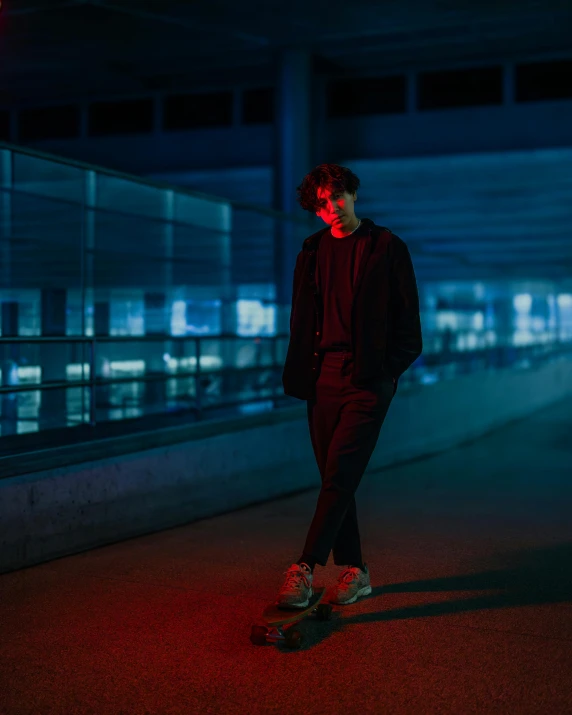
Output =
[
  {"x1": 284, "y1": 566, "x2": 310, "y2": 590},
  {"x1": 338, "y1": 567, "x2": 361, "y2": 586}
]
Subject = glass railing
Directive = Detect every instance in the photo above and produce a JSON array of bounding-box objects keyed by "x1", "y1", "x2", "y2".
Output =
[
  {"x1": 0, "y1": 332, "x2": 292, "y2": 434},
  {"x1": 1, "y1": 331, "x2": 571, "y2": 442},
  {"x1": 0, "y1": 140, "x2": 314, "y2": 444},
  {"x1": 1, "y1": 141, "x2": 571, "y2": 451}
]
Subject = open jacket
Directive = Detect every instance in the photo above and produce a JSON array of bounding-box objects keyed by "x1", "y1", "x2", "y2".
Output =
[{"x1": 282, "y1": 218, "x2": 423, "y2": 401}]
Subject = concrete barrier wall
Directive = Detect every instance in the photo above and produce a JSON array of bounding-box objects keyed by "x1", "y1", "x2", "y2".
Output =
[{"x1": 2, "y1": 358, "x2": 572, "y2": 574}]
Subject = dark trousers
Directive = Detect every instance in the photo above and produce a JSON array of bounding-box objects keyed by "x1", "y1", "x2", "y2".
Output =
[{"x1": 302, "y1": 350, "x2": 395, "y2": 567}]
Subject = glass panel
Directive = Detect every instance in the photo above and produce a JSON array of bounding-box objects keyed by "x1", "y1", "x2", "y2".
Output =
[
  {"x1": 0, "y1": 339, "x2": 91, "y2": 435},
  {"x1": 10, "y1": 191, "x2": 83, "y2": 292},
  {"x1": 173, "y1": 222, "x2": 230, "y2": 288},
  {"x1": 174, "y1": 191, "x2": 231, "y2": 231},
  {"x1": 12, "y1": 152, "x2": 85, "y2": 203},
  {"x1": 96, "y1": 174, "x2": 165, "y2": 220},
  {"x1": 92, "y1": 337, "x2": 198, "y2": 423},
  {"x1": 93, "y1": 207, "x2": 168, "y2": 293},
  {"x1": 1, "y1": 145, "x2": 309, "y2": 447}
]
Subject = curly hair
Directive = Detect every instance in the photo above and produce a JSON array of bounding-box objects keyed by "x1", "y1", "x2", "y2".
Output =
[{"x1": 296, "y1": 163, "x2": 361, "y2": 213}]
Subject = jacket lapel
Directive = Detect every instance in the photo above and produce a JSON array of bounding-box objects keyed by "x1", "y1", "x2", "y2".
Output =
[{"x1": 351, "y1": 227, "x2": 374, "y2": 309}]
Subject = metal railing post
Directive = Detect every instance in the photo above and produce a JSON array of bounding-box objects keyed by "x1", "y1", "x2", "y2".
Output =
[
  {"x1": 271, "y1": 333, "x2": 278, "y2": 407},
  {"x1": 89, "y1": 337, "x2": 96, "y2": 427},
  {"x1": 195, "y1": 336, "x2": 202, "y2": 420}
]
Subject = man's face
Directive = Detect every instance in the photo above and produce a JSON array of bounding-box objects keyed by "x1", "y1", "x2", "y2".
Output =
[{"x1": 315, "y1": 185, "x2": 357, "y2": 229}]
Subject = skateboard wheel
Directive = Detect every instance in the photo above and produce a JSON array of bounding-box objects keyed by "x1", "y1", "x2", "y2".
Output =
[
  {"x1": 316, "y1": 603, "x2": 333, "y2": 621},
  {"x1": 250, "y1": 625, "x2": 269, "y2": 646},
  {"x1": 284, "y1": 629, "x2": 303, "y2": 649}
]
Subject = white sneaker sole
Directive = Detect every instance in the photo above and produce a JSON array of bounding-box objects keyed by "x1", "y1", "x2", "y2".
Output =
[{"x1": 331, "y1": 584, "x2": 372, "y2": 605}]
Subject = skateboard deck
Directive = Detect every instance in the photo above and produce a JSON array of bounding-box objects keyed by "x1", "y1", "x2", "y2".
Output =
[
  {"x1": 250, "y1": 587, "x2": 332, "y2": 648},
  {"x1": 263, "y1": 586, "x2": 327, "y2": 624}
]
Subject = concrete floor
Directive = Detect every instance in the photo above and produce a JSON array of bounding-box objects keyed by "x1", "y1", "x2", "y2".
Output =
[{"x1": 1, "y1": 396, "x2": 572, "y2": 714}]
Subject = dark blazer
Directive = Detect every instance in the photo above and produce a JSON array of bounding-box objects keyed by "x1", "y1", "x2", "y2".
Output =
[{"x1": 282, "y1": 218, "x2": 423, "y2": 401}]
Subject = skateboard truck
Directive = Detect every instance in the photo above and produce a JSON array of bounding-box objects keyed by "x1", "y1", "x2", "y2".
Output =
[{"x1": 250, "y1": 587, "x2": 333, "y2": 649}]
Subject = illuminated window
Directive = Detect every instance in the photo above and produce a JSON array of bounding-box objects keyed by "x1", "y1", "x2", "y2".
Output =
[{"x1": 237, "y1": 300, "x2": 275, "y2": 336}]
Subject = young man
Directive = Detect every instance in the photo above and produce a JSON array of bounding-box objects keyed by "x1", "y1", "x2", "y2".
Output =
[{"x1": 278, "y1": 163, "x2": 423, "y2": 607}]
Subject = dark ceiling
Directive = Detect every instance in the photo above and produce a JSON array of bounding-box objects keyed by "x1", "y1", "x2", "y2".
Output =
[
  {"x1": 1, "y1": 0, "x2": 572, "y2": 103},
  {"x1": 1, "y1": 0, "x2": 572, "y2": 286}
]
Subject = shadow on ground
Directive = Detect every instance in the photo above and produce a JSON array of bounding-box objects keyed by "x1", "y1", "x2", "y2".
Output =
[{"x1": 344, "y1": 542, "x2": 572, "y2": 623}]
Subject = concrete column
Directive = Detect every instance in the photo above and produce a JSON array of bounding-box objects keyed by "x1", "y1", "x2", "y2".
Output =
[{"x1": 273, "y1": 46, "x2": 314, "y2": 335}]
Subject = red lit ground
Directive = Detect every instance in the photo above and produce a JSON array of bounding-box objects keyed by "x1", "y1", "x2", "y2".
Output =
[{"x1": 1, "y1": 397, "x2": 572, "y2": 714}]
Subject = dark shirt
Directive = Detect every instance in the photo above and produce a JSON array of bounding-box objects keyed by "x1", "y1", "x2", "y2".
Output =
[
  {"x1": 281, "y1": 218, "x2": 422, "y2": 401},
  {"x1": 317, "y1": 222, "x2": 369, "y2": 352}
]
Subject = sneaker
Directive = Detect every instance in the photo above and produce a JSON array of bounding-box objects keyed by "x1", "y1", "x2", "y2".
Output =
[
  {"x1": 275, "y1": 563, "x2": 314, "y2": 609},
  {"x1": 329, "y1": 564, "x2": 372, "y2": 605}
]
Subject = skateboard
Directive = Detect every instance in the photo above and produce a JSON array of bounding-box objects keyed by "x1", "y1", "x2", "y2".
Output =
[{"x1": 250, "y1": 587, "x2": 333, "y2": 649}]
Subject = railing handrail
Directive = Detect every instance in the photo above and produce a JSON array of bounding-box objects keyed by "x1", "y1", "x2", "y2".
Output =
[
  {"x1": 0, "y1": 333, "x2": 289, "y2": 344},
  {"x1": 0, "y1": 335, "x2": 569, "y2": 434},
  {"x1": 0, "y1": 331, "x2": 289, "y2": 427},
  {"x1": 0, "y1": 140, "x2": 312, "y2": 225}
]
